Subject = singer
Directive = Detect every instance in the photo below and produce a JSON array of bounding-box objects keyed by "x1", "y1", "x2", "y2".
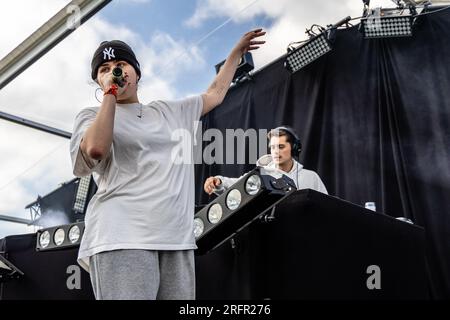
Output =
[{"x1": 69, "y1": 30, "x2": 266, "y2": 300}]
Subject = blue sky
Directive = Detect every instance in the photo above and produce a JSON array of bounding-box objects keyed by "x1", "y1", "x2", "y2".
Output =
[
  {"x1": 98, "y1": 0, "x2": 275, "y2": 97},
  {"x1": 0, "y1": 0, "x2": 393, "y2": 238}
]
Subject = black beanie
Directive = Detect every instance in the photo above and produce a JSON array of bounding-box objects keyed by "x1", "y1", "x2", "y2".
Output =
[{"x1": 91, "y1": 40, "x2": 141, "y2": 80}]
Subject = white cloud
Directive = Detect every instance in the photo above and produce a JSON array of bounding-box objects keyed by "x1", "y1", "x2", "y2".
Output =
[
  {"x1": 185, "y1": 0, "x2": 396, "y2": 70},
  {"x1": 136, "y1": 31, "x2": 206, "y2": 102},
  {"x1": 187, "y1": 0, "x2": 396, "y2": 27},
  {"x1": 185, "y1": 0, "x2": 267, "y2": 28},
  {"x1": 0, "y1": 223, "x2": 37, "y2": 240}
]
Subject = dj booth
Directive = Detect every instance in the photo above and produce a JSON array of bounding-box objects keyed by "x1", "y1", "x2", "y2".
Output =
[{"x1": 0, "y1": 189, "x2": 428, "y2": 300}]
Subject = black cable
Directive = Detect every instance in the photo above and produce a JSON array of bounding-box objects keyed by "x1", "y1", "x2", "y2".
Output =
[
  {"x1": 311, "y1": 24, "x2": 326, "y2": 32},
  {"x1": 415, "y1": 4, "x2": 450, "y2": 17},
  {"x1": 287, "y1": 3, "x2": 450, "y2": 53},
  {"x1": 287, "y1": 16, "x2": 356, "y2": 52},
  {"x1": 287, "y1": 39, "x2": 309, "y2": 51},
  {"x1": 286, "y1": 3, "x2": 450, "y2": 55}
]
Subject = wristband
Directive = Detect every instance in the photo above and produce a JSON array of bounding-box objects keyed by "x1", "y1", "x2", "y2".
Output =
[{"x1": 103, "y1": 84, "x2": 118, "y2": 98}]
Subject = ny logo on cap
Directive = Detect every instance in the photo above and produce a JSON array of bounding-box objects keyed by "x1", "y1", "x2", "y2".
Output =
[{"x1": 103, "y1": 47, "x2": 115, "y2": 60}]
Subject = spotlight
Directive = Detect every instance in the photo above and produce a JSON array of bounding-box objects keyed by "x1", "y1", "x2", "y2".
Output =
[
  {"x1": 361, "y1": 7, "x2": 414, "y2": 38},
  {"x1": 226, "y1": 189, "x2": 242, "y2": 210},
  {"x1": 285, "y1": 33, "x2": 332, "y2": 73},
  {"x1": 245, "y1": 174, "x2": 261, "y2": 195},
  {"x1": 193, "y1": 218, "x2": 205, "y2": 239},
  {"x1": 194, "y1": 168, "x2": 296, "y2": 254},
  {"x1": 215, "y1": 52, "x2": 254, "y2": 83},
  {"x1": 39, "y1": 230, "x2": 51, "y2": 249},
  {"x1": 72, "y1": 175, "x2": 92, "y2": 214},
  {"x1": 285, "y1": 16, "x2": 351, "y2": 73},
  {"x1": 207, "y1": 203, "x2": 223, "y2": 224},
  {"x1": 54, "y1": 228, "x2": 65, "y2": 246},
  {"x1": 36, "y1": 221, "x2": 85, "y2": 251},
  {"x1": 68, "y1": 225, "x2": 81, "y2": 244}
]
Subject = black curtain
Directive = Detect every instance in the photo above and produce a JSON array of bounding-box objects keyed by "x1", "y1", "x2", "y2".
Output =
[{"x1": 195, "y1": 10, "x2": 450, "y2": 298}]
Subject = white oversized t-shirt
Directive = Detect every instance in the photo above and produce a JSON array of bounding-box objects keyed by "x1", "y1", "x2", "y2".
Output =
[{"x1": 70, "y1": 96, "x2": 203, "y2": 272}]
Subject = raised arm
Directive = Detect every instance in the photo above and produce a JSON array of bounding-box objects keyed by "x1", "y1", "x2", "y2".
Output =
[{"x1": 201, "y1": 28, "x2": 266, "y2": 116}]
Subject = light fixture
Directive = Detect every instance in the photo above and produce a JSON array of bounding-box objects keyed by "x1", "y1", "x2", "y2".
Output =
[
  {"x1": 68, "y1": 225, "x2": 81, "y2": 244},
  {"x1": 53, "y1": 228, "x2": 66, "y2": 246},
  {"x1": 39, "y1": 230, "x2": 51, "y2": 249},
  {"x1": 194, "y1": 168, "x2": 296, "y2": 254},
  {"x1": 226, "y1": 189, "x2": 242, "y2": 210},
  {"x1": 361, "y1": 7, "x2": 414, "y2": 38},
  {"x1": 245, "y1": 174, "x2": 262, "y2": 196},
  {"x1": 72, "y1": 175, "x2": 92, "y2": 214},
  {"x1": 285, "y1": 16, "x2": 351, "y2": 73},
  {"x1": 193, "y1": 218, "x2": 205, "y2": 239},
  {"x1": 207, "y1": 204, "x2": 223, "y2": 224},
  {"x1": 36, "y1": 221, "x2": 85, "y2": 251},
  {"x1": 285, "y1": 34, "x2": 332, "y2": 73}
]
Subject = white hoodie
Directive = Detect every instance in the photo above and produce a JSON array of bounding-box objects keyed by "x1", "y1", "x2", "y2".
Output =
[{"x1": 215, "y1": 154, "x2": 328, "y2": 194}]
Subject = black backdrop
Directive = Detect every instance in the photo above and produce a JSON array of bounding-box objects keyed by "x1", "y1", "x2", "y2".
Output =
[{"x1": 195, "y1": 10, "x2": 450, "y2": 298}]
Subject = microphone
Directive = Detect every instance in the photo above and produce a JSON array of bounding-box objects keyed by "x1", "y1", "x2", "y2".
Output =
[{"x1": 112, "y1": 67, "x2": 126, "y2": 87}]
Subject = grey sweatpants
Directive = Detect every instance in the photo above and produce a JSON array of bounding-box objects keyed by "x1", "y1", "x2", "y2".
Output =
[{"x1": 89, "y1": 249, "x2": 195, "y2": 300}]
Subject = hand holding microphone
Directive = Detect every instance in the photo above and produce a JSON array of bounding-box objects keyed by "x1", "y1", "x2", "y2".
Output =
[{"x1": 100, "y1": 66, "x2": 128, "y2": 98}]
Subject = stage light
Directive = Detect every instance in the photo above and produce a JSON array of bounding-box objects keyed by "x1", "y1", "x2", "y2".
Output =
[
  {"x1": 245, "y1": 174, "x2": 261, "y2": 195},
  {"x1": 361, "y1": 8, "x2": 414, "y2": 38},
  {"x1": 194, "y1": 168, "x2": 296, "y2": 254},
  {"x1": 54, "y1": 228, "x2": 65, "y2": 246},
  {"x1": 39, "y1": 231, "x2": 51, "y2": 249},
  {"x1": 208, "y1": 203, "x2": 223, "y2": 224},
  {"x1": 285, "y1": 34, "x2": 332, "y2": 73},
  {"x1": 285, "y1": 16, "x2": 351, "y2": 73},
  {"x1": 36, "y1": 222, "x2": 85, "y2": 251},
  {"x1": 193, "y1": 218, "x2": 205, "y2": 239},
  {"x1": 226, "y1": 189, "x2": 242, "y2": 210},
  {"x1": 68, "y1": 225, "x2": 81, "y2": 244},
  {"x1": 73, "y1": 175, "x2": 92, "y2": 214}
]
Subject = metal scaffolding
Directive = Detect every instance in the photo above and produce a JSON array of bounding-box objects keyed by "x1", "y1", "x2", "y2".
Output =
[{"x1": 0, "y1": 0, "x2": 111, "y2": 227}]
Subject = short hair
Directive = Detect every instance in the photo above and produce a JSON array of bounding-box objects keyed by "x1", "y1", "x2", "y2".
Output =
[{"x1": 267, "y1": 128, "x2": 294, "y2": 147}]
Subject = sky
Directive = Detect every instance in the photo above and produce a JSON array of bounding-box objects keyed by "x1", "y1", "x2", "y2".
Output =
[{"x1": 0, "y1": 0, "x2": 394, "y2": 238}]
